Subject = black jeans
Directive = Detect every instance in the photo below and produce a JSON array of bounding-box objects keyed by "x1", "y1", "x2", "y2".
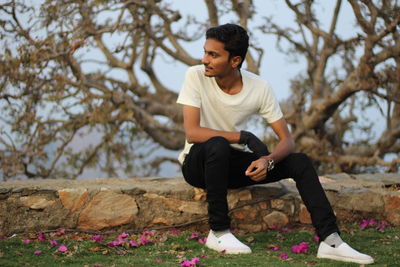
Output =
[{"x1": 182, "y1": 136, "x2": 339, "y2": 240}]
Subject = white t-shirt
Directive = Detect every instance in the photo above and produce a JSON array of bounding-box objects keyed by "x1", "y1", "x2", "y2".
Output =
[{"x1": 176, "y1": 65, "x2": 283, "y2": 164}]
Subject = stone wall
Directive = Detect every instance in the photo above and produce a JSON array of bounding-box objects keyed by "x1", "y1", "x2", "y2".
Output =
[{"x1": 0, "y1": 173, "x2": 399, "y2": 236}]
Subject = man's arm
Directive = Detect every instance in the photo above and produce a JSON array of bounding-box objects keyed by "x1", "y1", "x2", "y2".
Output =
[
  {"x1": 245, "y1": 118, "x2": 295, "y2": 181},
  {"x1": 183, "y1": 105, "x2": 240, "y2": 143},
  {"x1": 261, "y1": 117, "x2": 295, "y2": 163}
]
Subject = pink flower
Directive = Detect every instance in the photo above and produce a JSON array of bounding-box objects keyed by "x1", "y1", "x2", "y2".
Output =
[
  {"x1": 37, "y1": 232, "x2": 47, "y2": 241},
  {"x1": 280, "y1": 252, "x2": 288, "y2": 260},
  {"x1": 129, "y1": 240, "x2": 139, "y2": 248},
  {"x1": 308, "y1": 262, "x2": 318, "y2": 265},
  {"x1": 360, "y1": 219, "x2": 369, "y2": 228},
  {"x1": 23, "y1": 239, "x2": 32, "y2": 244},
  {"x1": 57, "y1": 245, "x2": 68, "y2": 252},
  {"x1": 107, "y1": 240, "x2": 123, "y2": 247},
  {"x1": 155, "y1": 258, "x2": 163, "y2": 262},
  {"x1": 189, "y1": 233, "x2": 199, "y2": 239},
  {"x1": 314, "y1": 235, "x2": 320, "y2": 242},
  {"x1": 271, "y1": 246, "x2": 280, "y2": 251},
  {"x1": 376, "y1": 221, "x2": 389, "y2": 230},
  {"x1": 279, "y1": 227, "x2": 293, "y2": 233},
  {"x1": 91, "y1": 234, "x2": 104, "y2": 243},
  {"x1": 34, "y1": 250, "x2": 42, "y2": 255},
  {"x1": 55, "y1": 228, "x2": 66, "y2": 236},
  {"x1": 180, "y1": 257, "x2": 200, "y2": 267},
  {"x1": 170, "y1": 229, "x2": 181, "y2": 235},
  {"x1": 142, "y1": 230, "x2": 155, "y2": 236},
  {"x1": 360, "y1": 218, "x2": 378, "y2": 228},
  {"x1": 50, "y1": 240, "x2": 58, "y2": 247},
  {"x1": 291, "y1": 242, "x2": 309, "y2": 254},
  {"x1": 198, "y1": 237, "x2": 207, "y2": 244},
  {"x1": 139, "y1": 232, "x2": 154, "y2": 245},
  {"x1": 118, "y1": 232, "x2": 129, "y2": 239}
]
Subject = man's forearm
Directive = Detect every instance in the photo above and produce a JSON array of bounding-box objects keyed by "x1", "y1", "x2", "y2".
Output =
[
  {"x1": 185, "y1": 126, "x2": 240, "y2": 144},
  {"x1": 261, "y1": 137, "x2": 295, "y2": 163}
]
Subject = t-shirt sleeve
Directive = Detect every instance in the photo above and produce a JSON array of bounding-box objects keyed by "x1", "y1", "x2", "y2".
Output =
[
  {"x1": 176, "y1": 67, "x2": 201, "y2": 108},
  {"x1": 259, "y1": 83, "x2": 283, "y2": 123}
]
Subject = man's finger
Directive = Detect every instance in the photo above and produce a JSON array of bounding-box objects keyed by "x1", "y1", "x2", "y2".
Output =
[{"x1": 245, "y1": 161, "x2": 258, "y2": 175}]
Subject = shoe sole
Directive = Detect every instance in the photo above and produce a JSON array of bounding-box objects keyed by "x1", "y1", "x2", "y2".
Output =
[
  {"x1": 205, "y1": 243, "x2": 252, "y2": 254},
  {"x1": 317, "y1": 254, "x2": 374, "y2": 264}
]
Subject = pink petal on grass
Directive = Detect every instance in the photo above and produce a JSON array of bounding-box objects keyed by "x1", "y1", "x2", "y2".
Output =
[
  {"x1": 360, "y1": 219, "x2": 369, "y2": 228},
  {"x1": 55, "y1": 228, "x2": 66, "y2": 236},
  {"x1": 180, "y1": 257, "x2": 200, "y2": 267},
  {"x1": 139, "y1": 235, "x2": 154, "y2": 245},
  {"x1": 57, "y1": 245, "x2": 68, "y2": 252},
  {"x1": 34, "y1": 250, "x2": 42, "y2": 255},
  {"x1": 129, "y1": 240, "x2": 139, "y2": 248},
  {"x1": 91, "y1": 234, "x2": 104, "y2": 243},
  {"x1": 376, "y1": 221, "x2": 389, "y2": 230},
  {"x1": 280, "y1": 252, "x2": 288, "y2": 260},
  {"x1": 308, "y1": 262, "x2": 318, "y2": 265},
  {"x1": 189, "y1": 233, "x2": 199, "y2": 239},
  {"x1": 155, "y1": 258, "x2": 163, "y2": 262},
  {"x1": 314, "y1": 235, "x2": 320, "y2": 242},
  {"x1": 170, "y1": 229, "x2": 181, "y2": 235},
  {"x1": 50, "y1": 240, "x2": 58, "y2": 247},
  {"x1": 23, "y1": 239, "x2": 32, "y2": 244},
  {"x1": 291, "y1": 242, "x2": 309, "y2": 254},
  {"x1": 279, "y1": 227, "x2": 293, "y2": 233},
  {"x1": 37, "y1": 232, "x2": 47, "y2": 241},
  {"x1": 142, "y1": 230, "x2": 155, "y2": 236},
  {"x1": 198, "y1": 237, "x2": 207, "y2": 244},
  {"x1": 107, "y1": 240, "x2": 123, "y2": 247},
  {"x1": 118, "y1": 232, "x2": 129, "y2": 239},
  {"x1": 368, "y1": 219, "x2": 377, "y2": 226}
]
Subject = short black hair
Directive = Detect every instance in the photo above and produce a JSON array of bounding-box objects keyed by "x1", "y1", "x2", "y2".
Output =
[{"x1": 206, "y1": 23, "x2": 249, "y2": 69}]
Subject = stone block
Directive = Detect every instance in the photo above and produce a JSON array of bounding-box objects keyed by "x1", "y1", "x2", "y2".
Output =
[
  {"x1": 58, "y1": 188, "x2": 89, "y2": 213},
  {"x1": 231, "y1": 206, "x2": 258, "y2": 220},
  {"x1": 78, "y1": 191, "x2": 138, "y2": 230},
  {"x1": 386, "y1": 212, "x2": 400, "y2": 226},
  {"x1": 238, "y1": 189, "x2": 252, "y2": 201},
  {"x1": 335, "y1": 188, "x2": 384, "y2": 213},
  {"x1": 263, "y1": 211, "x2": 289, "y2": 229},
  {"x1": 19, "y1": 195, "x2": 56, "y2": 210},
  {"x1": 384, "y1": 195, "x2": 400, "y2": 212},
  {"x1": 271, "y1": 199, "x2": 285, "y2": 210},
  {"x1": 193, "y1": 188, "x2": 206, "y2": 201},
  {"x1": 143, "y1": 193, "x2": 207, "y2": 215}
]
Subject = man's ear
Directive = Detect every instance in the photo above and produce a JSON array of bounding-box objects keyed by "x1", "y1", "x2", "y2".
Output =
[{"x1": 231, "y1": 55, "x2": 243, "y2": 68}]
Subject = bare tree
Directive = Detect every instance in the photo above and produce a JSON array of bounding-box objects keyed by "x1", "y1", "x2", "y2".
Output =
[
  {"x1": 0, "y1": 0, "x2": 398, "y2": 180},
  {"x1": 261, "y1": 0, "x2": 399, "y2": 173}
]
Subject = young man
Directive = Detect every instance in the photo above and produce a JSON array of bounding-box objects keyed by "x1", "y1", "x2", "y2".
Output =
[{"x1": 176, "y1": 23, "x2": 374, "y2": 264}]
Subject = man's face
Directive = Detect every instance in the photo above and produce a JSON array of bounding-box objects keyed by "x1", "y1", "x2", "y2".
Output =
[{"x1": 201, "y1": 38, "x2": 234, "y2": 77}]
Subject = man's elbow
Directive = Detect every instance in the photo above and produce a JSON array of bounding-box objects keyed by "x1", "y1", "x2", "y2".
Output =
[{"x1": 185, "y1": 130, "x2": 198, "y2": 144}]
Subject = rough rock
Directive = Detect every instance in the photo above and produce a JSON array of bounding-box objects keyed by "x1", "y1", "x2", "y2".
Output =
[
  {"x1": 58, "y1": 188, "x2": 89, "y2": 213},
  {"x1": 19, "y1": 195, "x2": 56, "y2": 210},
  {"x1": 78, "y1": 191, "x2": 138, "y2": 230},
  {"x1": 263, "y1": 211, "x2": 289, "y2": 229}
]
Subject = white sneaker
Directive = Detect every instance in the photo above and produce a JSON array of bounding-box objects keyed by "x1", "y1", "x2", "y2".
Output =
[
  {"x1": 317, "y1": 241, "x2": 374, "y2": 264},
  {"x1": 205, "y1": 230, "x2": 252, "y2": 254}
]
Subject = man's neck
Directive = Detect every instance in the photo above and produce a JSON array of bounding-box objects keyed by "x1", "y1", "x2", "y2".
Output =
[{"x1": 215, "y1": 69, "x2": 243, "y2": 95}]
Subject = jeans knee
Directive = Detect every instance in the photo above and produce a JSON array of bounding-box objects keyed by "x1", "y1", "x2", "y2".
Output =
[
  {"x1": 286, "y1": 153, "x2": 315, "y2": 179},
  {"x1": 204, "y1": 136, "x2": 230, "y2": 158}
]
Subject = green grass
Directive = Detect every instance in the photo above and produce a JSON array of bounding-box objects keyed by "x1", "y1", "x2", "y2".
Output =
[{"x1": 0, "y1": 223, "x2": 399, "y2": 266}]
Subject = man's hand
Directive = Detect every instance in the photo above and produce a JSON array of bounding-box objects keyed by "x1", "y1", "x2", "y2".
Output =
[
  {"x1": 245, "y1": 158, "x2": 268, "y2": 182},
  {"x1": 239, "y1": 131, "x2": 269, "y2": 157}
]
